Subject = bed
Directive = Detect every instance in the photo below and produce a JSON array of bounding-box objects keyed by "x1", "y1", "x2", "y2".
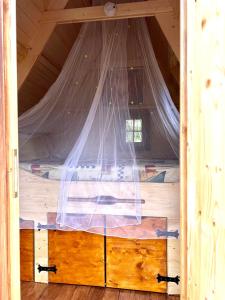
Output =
[{"x1": 19, "y1": 159, "x2": 179, "y2": 230}]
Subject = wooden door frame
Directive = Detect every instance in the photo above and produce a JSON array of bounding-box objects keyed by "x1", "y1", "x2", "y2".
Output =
[
  {"x1": 1, "y1": 0, "x2": 209, "y2": 299},
  {"x1": 0, "y1": 1, "x2": 20, "y2": 299},
  {"x1": 1, "y1": 0, "x2": 188, "y2": 299},
  {"x1": 180, "y1": 0, "x2": 188, "y2": 299}
]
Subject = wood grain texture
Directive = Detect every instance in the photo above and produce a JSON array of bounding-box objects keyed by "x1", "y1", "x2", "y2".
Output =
[
  {"x1": 20, "y1": 229, "x2": 34, "y2": 281},
  {"x1": 147, "y1": 17, "x2": 179, "y2": 110},
  {"x1": 18, "y1": 22, "x2": 81, "y2": 114},
  {"x1": 48, "y1": 230, "x2": 105, "y2": 286},
  {"x1": 36, "y1": 283, "x2": 77, "y2": 300},
  {"x1": 167, "y1": 219, "x2": 180, "y2": 295},
  {"x1": 34, "y1": 227, "x2": 49, "y2": 283},
  {"x1": 40, "y1": 1, "x2": 172, "y2": 24},
  {"x1": 106, "y1": 217, "x2": 167, "y2": 239},
  {"x1": 17, "y1": 0, "x2": 91, "y2": 89},
  {"x1": 0, "y1": 1, "x2": 20, "y2": 299},
  {"x1": 179, "y1": 1, "x2": 188, "y2": 299},
  {"x1": 21, "y1": 282, "x2": 47, "y2": 300},
  {"x1": 21, "y1": 282, "x2": 180, "y2": 300},
  {"x1": 155, "y1": 0, "x2": 180, "y2": 61},
  {"x1": 19, "y1": 169, "x2": 179, "y2": 221},
  {"x1": 106, "y1": 237, "x2": 167, "y2": 293},
  {"x1": 17, "y1": 0, "x2": 70, "y2": 88},
  {"x1": 181, "y1": 1, "x2": 225, "y2": 299}
]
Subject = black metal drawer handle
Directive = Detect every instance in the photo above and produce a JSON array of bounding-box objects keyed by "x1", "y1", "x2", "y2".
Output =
[
  {"x1": 156, "y1": 229, "x2": 179, "y2": 239},
  {"x1": 38, "y1": 264, "x2": 57, "y2": 274},
  {"x1": 37, "y1": 223, "x2": 56, "y2": 231},
  {"x1": 157, "y1": 274, "x2": 180, "y2": 285}
]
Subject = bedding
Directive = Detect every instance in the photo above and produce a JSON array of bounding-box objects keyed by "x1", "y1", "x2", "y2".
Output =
[{"x1": 19, "y1": 159, "x2": 179, "y2": 183}]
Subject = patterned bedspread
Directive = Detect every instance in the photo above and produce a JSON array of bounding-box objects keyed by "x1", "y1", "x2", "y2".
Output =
[{"x1": 19, "y1": 160, "x2": 179, "y2": 183}]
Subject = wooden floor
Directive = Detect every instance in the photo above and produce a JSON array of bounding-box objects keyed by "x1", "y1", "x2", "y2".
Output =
[{"x1": 21, "y1": 282, "x2": 180, "y2": 300}]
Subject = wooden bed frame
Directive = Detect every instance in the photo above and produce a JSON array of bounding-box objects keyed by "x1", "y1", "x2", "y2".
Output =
[{"x1": 20, "y1": 168, "x2": 180, "y2": 294}]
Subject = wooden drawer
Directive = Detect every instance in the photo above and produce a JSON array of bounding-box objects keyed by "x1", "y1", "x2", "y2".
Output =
[
  {"x1": 106, "y1": 217, "x2": 167, "y2": 293},
  {"x1": 106, "y1": 238, "x2": 167, "y2": 293},
  {"x1": 20, "y1": 216, "x2": 172, "y2": 293},
  {"x1": 20, "y1": 220, "x2": 34, "y2": 282},
  {"x1": 48, "y1": 230, "x2": 105, "y2": 286}
]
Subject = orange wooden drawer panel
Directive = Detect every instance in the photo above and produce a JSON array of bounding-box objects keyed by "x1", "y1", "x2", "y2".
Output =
[
  {"x1": 20, "y1": 229, "x2": 34, "y2": 281},
  {"x1": 20, "y1": 216, "x2": 168, "y2": 293},
  {"x1": 106, "y1": 237, "x2": 167, "y2": 293},
  {"x1": 106, "y1": 217, "x2": 167, "y2": 293},
  {"x1": 48, "y1": 230, "x2": 105, "y2": 286}
]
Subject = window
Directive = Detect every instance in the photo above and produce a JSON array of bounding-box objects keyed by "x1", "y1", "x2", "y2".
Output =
[{"x1": 126, "y1": 119, "x2": 142, "y2": 143}]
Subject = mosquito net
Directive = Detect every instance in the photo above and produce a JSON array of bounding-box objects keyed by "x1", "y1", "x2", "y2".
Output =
[{"x1": 19, "y1": 2, "x2": 179, "y2": 239}]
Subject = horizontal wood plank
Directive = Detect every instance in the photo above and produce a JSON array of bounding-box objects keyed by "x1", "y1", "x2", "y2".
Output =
[{"x1": 40, "y1": 1, "x2": 173, "y2": 24}]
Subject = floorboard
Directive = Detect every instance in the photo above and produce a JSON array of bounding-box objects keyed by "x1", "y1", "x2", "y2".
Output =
[{"x1": 21, "y1": 282, "x2": 180, "y2": 300}]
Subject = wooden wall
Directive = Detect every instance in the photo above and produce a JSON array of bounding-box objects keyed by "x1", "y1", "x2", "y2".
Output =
[
  {"x1": 17, "y1": 0, "x2": 91, "y2": 114},
  {"x1": 0, "y1": 1, "x2": 20, "y2": 299},
  {"x1": 18, "y1": 23, "x2": 81, "y2": 114},
  {"x1": 17, "y1": 1, "x2": 179, "y2": 115},
  {"x1": 181, "y1": 0, "x2": 225, "y2": 299},
  {"x1": 147, "y1": 17, "x2": 180, "y2": 110}
]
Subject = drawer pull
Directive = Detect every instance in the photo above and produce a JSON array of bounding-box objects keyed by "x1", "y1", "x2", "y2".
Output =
[
  {"x1": 156, "y1": 229, "x2": 179, "y2": 239},
  {"x1": 157, "y1": 274, "x2": 180, "y2": 285},
  {"x1": 38, "y1": 264, "x2": 57, "y2": 273},
  {"x1": 37, "y1": 223, "x2": 56, "y2": 231}
]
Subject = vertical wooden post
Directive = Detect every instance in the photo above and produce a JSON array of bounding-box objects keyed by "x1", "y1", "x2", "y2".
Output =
[
  {"x1": 0, "y1": 1, "x2": 20, "y2": 299},
  {"x1": 181, "y1": 0, "x2": 225, "y2": 299},
  {"x1": 180, "y1": 0, "x2": 188, "y2": 298}
]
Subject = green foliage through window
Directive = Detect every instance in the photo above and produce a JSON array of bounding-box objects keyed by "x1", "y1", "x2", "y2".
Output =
[{"x1": 126, "y1": 119, "x2": 142, "y2": 143}]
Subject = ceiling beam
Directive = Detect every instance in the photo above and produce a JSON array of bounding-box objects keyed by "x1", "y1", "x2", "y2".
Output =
[
  {"x1": 155, "y1": 0, "x2": 180, "y2": 61},
  {"x1": 17, "y1": 0, "x2": 70, "y2": 89},
  {"x1": 40, "y1": 0, "x2": 173, "y2": 24}
]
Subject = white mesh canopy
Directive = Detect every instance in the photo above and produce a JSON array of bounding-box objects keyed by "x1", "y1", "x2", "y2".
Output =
[{"x1": 19, "y1": 13, "x2": 179, "y2": 238}]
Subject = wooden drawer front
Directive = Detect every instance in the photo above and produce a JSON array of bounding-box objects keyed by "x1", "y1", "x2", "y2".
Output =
[
  {"x1": 48, "y1": 231, "x2": 105, "y2": 286},
  {"x1": 20, "y1": 229, "x2": 34, "y2": 281},
  {"x1": 106, "y1": 238, "x2": 167, "y2": 293}
]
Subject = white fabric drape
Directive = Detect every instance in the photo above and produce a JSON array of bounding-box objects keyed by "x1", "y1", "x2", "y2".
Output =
[{"x1": 19, "y1": 16, "x2": 179, "y2": 237}]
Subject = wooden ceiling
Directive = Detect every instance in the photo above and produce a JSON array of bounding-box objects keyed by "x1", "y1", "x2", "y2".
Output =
[{"x1": 17, "y1": 0, "x2": 179, "y2": 114}]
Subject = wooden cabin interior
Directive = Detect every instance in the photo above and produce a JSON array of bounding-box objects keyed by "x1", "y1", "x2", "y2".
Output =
[
  {"x1": 18, "y1": 1, "x2": 181, "y2": 299},
  {"x1": 1, "y1": 1, "x2": 224, "y2": 300}
]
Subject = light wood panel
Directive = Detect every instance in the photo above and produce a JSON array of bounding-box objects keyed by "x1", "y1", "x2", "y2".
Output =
[
  {"x1": 17, "y1": 0, "x2": 70, "y2": 88},
  {"x1": 0, "y1": 1, "x2": 20, "y2": 299},
  {"x1": 17, "y1": 0, "x2": 92, "y2": 89},
  {"x1": 40, "y1": 1, "x2": 172, "y2": 24},
  {"x1": 147, "y1": 17, "x2": 179, "y2": 109},
  {"x1": 180, "y1": 1, "x2": 188, "y2": 299},
  {"x1": 155, "y1": 0, "x2": 180, "y2": 60},
  {"x1": 181, "y1": 0, "x2": 225, "y2": 299},
  {"x1": 18, "y1": 22, "x2": 81, "y2": 114},
  {"x1": 20, "y1": 229, "x2": 34, "y2": 282},
  {"x1": 19, "y1": 169, "x2": 179, "y2": 221},
  {"x1": 106, "y1": 237, "x2": 167, "y2": 293},
  {"x1": 34, "y1": 224, "x2": 49, "y2": 283},
  {"x1": 167, "y1": 218, "x2": 180, "y2": 295},
  {"x1": 48, "y1": 230, "x2": 105, "y2": 286}
]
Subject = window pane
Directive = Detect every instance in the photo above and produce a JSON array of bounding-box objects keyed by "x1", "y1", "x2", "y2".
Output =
[
  {"x1": 134, "y1": 119, "x2": 142, "y2": 131},
  {"x1": 126, "y1": 119, "x2": 133, "y2": 131},
  {"x1": 134, "y1": 131, "x2": 142, "y2": 143},
  {"x1": 126, "y1": 131, "x2": 133, "y2": 143}
]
